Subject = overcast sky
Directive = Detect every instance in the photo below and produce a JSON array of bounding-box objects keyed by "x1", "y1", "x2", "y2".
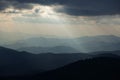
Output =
[{"x1": 0, "y1": 0, "x2": 120, "y2": 40}]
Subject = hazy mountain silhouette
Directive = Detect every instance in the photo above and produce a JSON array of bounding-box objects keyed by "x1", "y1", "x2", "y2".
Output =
[
  {"x1": 4, "y1": 35, "x2": 120, "y2": 53},
  {"x1": 78, "y1": 35, "x2": 120, "y2": 52},
  {"x1": 0, "y1": 46, "x2": 91, "y2": 76},
  {"x1": 92, "y1": 50, "x2": 120, "y2": 56},
  {"x1": 18, "y1": 46, "x2": 79, "y2": 54}
]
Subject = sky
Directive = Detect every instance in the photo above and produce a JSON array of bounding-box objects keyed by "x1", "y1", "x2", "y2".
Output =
[{"x1": 0, "y1": 0, "x2": 120, "y2": 43}]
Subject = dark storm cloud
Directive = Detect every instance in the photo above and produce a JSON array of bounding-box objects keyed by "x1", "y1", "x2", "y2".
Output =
[
  {"x1": 53, "y1": 0, "x2": 120, "y2": 16},
  {"x1": 0, "y1": 0, "x2": 10, "y2": 11},
  {"x1": 0, "y1": 0, "x2": 120, "y2": 16},
  {"x1": 0, "y1": 0, "x2": 33, "y2": 11}
]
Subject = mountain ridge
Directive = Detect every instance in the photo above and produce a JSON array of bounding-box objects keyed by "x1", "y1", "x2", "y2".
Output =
[
  {"x1": 0, "y1": 46, "x2": 91, "y2": 76},
  {"x1": 4, "y1": 35, "x2": 120, "y2": 53}
]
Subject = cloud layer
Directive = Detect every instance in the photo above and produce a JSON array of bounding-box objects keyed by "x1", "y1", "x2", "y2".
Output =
[
  {"x1": 0, "y1": 0, "x2": 120, "y2": 16},
  {"x1": 0, "y1": 0, "x2": 120, "y2": 39}
]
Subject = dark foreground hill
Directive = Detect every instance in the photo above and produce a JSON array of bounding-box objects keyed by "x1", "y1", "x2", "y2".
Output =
[
  {"x1": 32, "y1": 56, "x2": 120, "y2": 80},
  {"x1": 2, "y1": 55, "x2": 120, "y2": 80}
]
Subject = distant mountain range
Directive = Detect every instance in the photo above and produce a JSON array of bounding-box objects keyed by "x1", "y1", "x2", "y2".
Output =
[
  {"x1": 0, "y1": 46, "x2": 91, "y2": 76},
  {"x1": 3, "y1": 35, "x2": 120, "y2": 53},
  {"x1": 18, "y1": 46, "x2": 80, "y2": 53}
]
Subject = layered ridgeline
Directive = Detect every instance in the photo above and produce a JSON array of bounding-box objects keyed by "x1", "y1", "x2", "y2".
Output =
[
  {"x1": 0, "y1": 46, "x2": 91, "y2": 76},
  {"x1": 35, "y1": 55, "x2": 120, "y2": 80},
  {"x1": 3, "y1": 35, "x2": 120, "y2": 53},
  {"x1": 0, "y1": 48, "x2": 120, "y2": 80},
  {"x1": 0, "y1": 46, "x2": 120, "y2": 78}
]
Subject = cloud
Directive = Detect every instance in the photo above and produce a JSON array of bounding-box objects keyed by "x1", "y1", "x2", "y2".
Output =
[
  {"x1": 0, "y1": 0, "x2": 120, "y2": 16},
  {"x1": 0, "y1": 0, "x2": 33, "y2": 11},
  {"x1": 53, "y1": 0, "x2": 120, "y2": 16},
  {"x1": 0, "y1": 0, "x2": 10, "y2": 11}
]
